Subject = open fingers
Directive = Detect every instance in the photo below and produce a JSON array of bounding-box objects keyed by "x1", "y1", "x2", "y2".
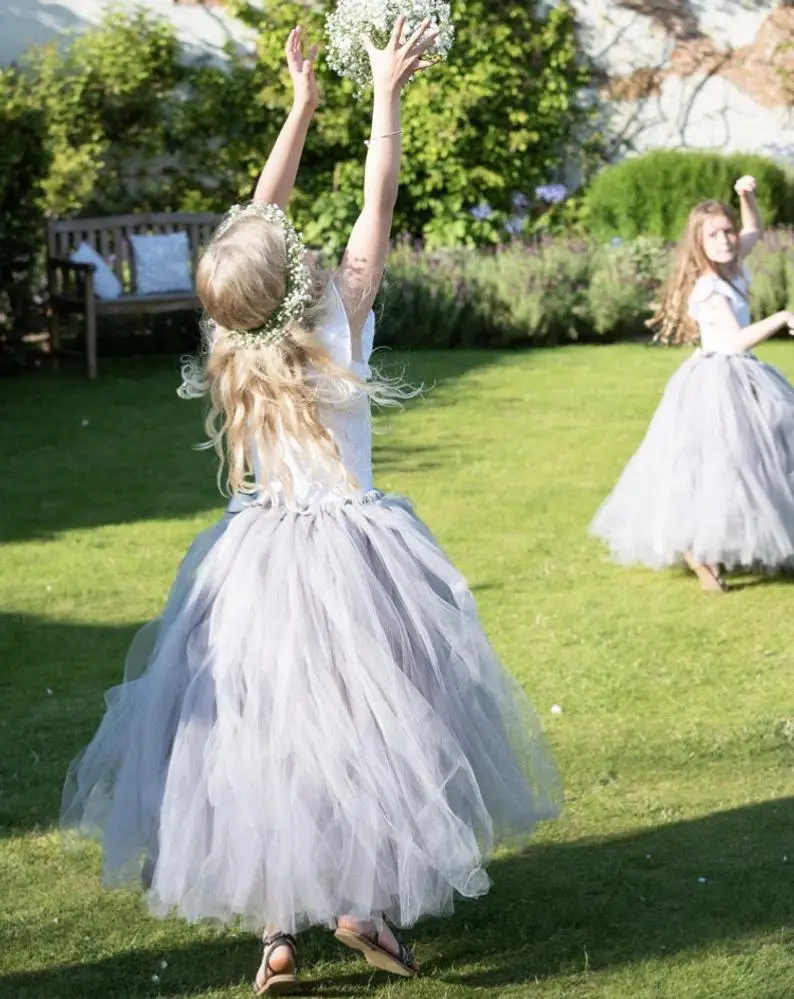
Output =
[
  {"x1": 413, "y1": 30, "x2": 440, "y2": 58},
  {"x1": 405, "y1": 17, "x2": 433, "y2": 50},
  {"x1": 405, "y1": 56, "x2": 434, "y2": 79},
  {"x1": 389, "y1": 15, "x2": 407, "y2": 48}
]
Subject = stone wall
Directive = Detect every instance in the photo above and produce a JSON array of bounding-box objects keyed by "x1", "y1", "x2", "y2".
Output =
[
  {"x1": 566, "y1": 0, "x2": 794, "y2": 163},
  {"x1": 3, "y1": 1, "x2": 793, "y2": 163},
  {"x1": 0, "y1": 0, "x2": 254, "y2": 67}
]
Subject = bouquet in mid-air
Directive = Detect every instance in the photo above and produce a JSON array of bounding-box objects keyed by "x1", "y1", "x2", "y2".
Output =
[{"x1": 326, "y1": 0, "x2": 455, "y2": 92}]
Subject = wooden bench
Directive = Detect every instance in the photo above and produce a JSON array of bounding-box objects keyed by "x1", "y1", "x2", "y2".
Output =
[{"x1": 46, "y1": 211, "x2": 222, "y2": 378}]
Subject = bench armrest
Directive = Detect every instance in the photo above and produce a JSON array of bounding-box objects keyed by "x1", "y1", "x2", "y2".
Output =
[
  {"x1": 47, "y1": 256, "x2": 94, "y2": 301},
  {"x1": 48, "y1": 256, "x2": 96, "y2": 273}
]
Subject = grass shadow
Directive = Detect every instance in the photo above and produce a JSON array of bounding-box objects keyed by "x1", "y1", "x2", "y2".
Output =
[
  {"x1": 1, "y1": 352, "x2": 514, "y2": 544},
  {"x1": 3, "y1": 798, "x2": 794, "y2": 995},
  {"x1": 0, "y1": 931, "x2": 383, "y2": 998},
  {"x1": 0, "y1": 614, "x2": 143, "y2": 837},
  {"x1": 424, "y1": 796, "x2": 794, "y2": 987}
]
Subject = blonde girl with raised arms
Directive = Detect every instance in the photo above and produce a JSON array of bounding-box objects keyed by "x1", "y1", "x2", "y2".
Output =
[
  {"x1": 62, "y1": 21, "x2": 561, "y2": 995},
  {"x1": 591, "y1": 177, "x2": 794, "y2": 591}
]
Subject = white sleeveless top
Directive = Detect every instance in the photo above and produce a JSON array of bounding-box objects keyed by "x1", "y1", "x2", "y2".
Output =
[
  {"x1": 240, "y1": 281, "x2": 376, "y2": 508},
  {"x1": 687, "y1": 268, "x2": 751, "y2": 354}
]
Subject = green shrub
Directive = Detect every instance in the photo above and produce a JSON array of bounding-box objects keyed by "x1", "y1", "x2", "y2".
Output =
[
  {"x1": 377, "y1": 230, "x2": 793, "y2": 349},
  {"x1": 584, "y1": 150, "x2": 794, "y2": 243},
  {"x1": 16, "y1": 7, "x2": 184, "y2": 218},
  {"x1": 587, "y1": 237, "x2": 668, "y2": 338},
  {"x1": 0, "y1": 7, "x2": 190, "y2": 366},
  {"x1": 768, "y1": 229, "x2": 794, "y2": 314},
  {"x1": 0, "y1": 75, "x2": 49, "y2": 359},
  {"x1": 220, "y1": 0, "x2": 595, "y2": 251},
  {"x1": 747, "y1": 235, "x2": 788, "y2": 320},
  {"x1": 377, "y1": 236, "x2": 665, "y2": 348},
  {"x1": 0, "y1": 0, "x2": 595, "y2": 351}
]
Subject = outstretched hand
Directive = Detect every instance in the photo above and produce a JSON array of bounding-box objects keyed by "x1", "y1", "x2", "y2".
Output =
[
  {"x1": 361, "y1": 16, "x2": 440, "y2": 93},
  {"x1": 734, "y1": 175, "x2": 757, "y2": 198},
  {"x1": 286, "y1": 25, "x2": 320, "y2": 111}
]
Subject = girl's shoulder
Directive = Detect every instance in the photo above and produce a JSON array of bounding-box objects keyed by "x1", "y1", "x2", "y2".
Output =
[
  {"x1": 687, "y1": 269, "x2": 749, "y2": 318},
  {"x1": 313, "y1": 277, "x2": 376, "y2": 371},
  {"x1": 313, "y1": 279, "x2": 348, "y2": 362}
]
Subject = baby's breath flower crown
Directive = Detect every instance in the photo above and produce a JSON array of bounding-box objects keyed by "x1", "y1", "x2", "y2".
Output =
[
  {"x1": 326, "y1": 0, "x2": 455, "y2": 93},
  {"x1": 212, "y1": 202, "x2": 312, "y2": 349}
]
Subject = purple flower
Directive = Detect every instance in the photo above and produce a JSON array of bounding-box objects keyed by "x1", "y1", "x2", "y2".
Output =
[
  {"x1": 470, "y1": 201, "x2": 494, "y2": 221},
  {"x1": 505, "y1": 216, "x2": 527, "y2": 235},
  {"x1": 610, "y1": 236, "x2": 624, "y2": 248},
  {"x1": 511, "y1": 191, "x2": 531, "y2": 211},
  {"x1": 535, "y1": 183, "x2": 568, "y2": 205}
]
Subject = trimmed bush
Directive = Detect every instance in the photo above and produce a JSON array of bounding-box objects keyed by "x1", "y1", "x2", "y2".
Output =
[{"x1": 584, "y1": 150, "x2": 794, "y2": 243}]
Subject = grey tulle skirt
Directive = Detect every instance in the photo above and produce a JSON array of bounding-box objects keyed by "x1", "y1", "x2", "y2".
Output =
[
  {"x1": 62, "y1": 491, "x2": 561, "y2": 933},
  {"x1": 591, "y1": 351, "x2": 794, "y2": 571}
]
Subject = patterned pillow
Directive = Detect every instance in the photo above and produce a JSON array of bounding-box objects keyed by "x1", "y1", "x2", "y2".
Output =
[
  {"x1": 129, "y1": 232, "x2": 193, "y2": 295},
  {"x1": 69, "y1": 242, "x2": 123, "y2": 300}
]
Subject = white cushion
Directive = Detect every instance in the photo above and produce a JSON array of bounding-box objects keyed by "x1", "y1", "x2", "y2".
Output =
[
  {"x1": 129, "y1": 232, "x2": 193, "y2": 295},
  {"x1": 69, "y1": 242, "x2": 123, "y2": 300}
]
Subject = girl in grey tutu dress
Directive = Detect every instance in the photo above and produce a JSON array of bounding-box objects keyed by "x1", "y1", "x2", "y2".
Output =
[
  {"x1": 591, "y1": 176, "x2": 794, "y2": 592},
  {"x1": 61, "y1": 21, "x2": 561, "y2": 994}
]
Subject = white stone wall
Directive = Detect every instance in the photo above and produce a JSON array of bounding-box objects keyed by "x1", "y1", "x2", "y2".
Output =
[
  {"x1": 0, "y1": 0, "x2": 256, "y2": 66},
  {"x1": 568, "y1": 0, "x2": 794, "y2": 164},
  {"x1": 4, "y1": 0, "x2": 794, "y2": 163}
]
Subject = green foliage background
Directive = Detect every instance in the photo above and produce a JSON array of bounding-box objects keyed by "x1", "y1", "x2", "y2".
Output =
[
  {"x1": 584, "y1": 150, "x2": 794, "y2": 243},
  {"x1": 0, "y1": 1, "x2": 594, "y2": 354}
]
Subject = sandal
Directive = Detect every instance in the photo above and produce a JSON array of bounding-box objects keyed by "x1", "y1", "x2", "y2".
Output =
[
  {"x1": 335, "y1": 916, "x2": 418, "y2": 978},
  {"x1": 253, "y1": 932, "x2": 300, "y2": 996},
  {"x1": 684, "y1": 554, "x2": 731, "y2": 594},
  {"x1": 697, "y1": 564, "x2": 731, "y2": 594}
]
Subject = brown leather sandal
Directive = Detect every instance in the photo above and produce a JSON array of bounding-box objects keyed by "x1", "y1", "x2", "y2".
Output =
[
  {"x1": 253, "y1": 932, "x2": 300, "y2": 996},
  {"x1": 684, "y1": 553, "x2": 731, "y2": 593},
  {"x1": 335, "y1": 917, "x2": 418, "y2": 978},
  {"x1": 695, "y1": 564, "x2": 731, "y2": 593}
]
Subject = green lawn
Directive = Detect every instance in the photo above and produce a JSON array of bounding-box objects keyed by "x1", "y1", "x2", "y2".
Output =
[{"x1": 2, "y1": 344, "x2": 794, "y2": 999}]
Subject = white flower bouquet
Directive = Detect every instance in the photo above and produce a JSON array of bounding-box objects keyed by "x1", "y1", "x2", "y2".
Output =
[{"x1": 326, "y1": 0, "x2": 455, "y2": 92}]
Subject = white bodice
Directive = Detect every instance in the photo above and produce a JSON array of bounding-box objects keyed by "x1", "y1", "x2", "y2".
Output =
[
  {"x1": 687, "y1": 269, "x2": 751, "y2": 354},
  {"x1": 313, "y1": 282, "x2": 376, "y2": 492},
  {"x1": 241, "y1": 281, "x2": 376, "y2": 508}
]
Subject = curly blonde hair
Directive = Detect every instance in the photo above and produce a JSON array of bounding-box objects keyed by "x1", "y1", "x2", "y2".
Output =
[
  {"x1": 648, "y1": 200, "x2": 744, "y2": 346},
  {"x1": 180, "y1": 209, "x2": 395, "y2": 498}
]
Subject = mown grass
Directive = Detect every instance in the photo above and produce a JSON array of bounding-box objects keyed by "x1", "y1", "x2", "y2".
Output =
[{"x1": 2, "y1": 344, "x2": 794, "y2": 999}]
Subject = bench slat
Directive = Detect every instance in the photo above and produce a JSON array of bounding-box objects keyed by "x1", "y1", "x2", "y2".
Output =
[{"x1": 50, "y1": 212, "x2": 221, "y2": 232}]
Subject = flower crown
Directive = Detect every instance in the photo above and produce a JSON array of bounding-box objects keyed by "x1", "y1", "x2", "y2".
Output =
[{"x1": 214, "y1": 202, "x2": 313, "y2": 348}]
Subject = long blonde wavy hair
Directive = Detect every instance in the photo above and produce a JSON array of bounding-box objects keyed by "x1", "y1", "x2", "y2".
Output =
[
  {"x1": 180, "y1": 209, "x2": 398, "y2": 498},
  {"x1": 648, "y1": 200, "x2": 745, "y2": 346}
]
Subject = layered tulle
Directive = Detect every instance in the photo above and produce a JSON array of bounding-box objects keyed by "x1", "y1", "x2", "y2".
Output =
[
  {"x1": 63, "y1": 492, "x2": 561, "y2": 933},
  {"x1": 591, "y1": 351, "x2": 794, "y2": 571}
]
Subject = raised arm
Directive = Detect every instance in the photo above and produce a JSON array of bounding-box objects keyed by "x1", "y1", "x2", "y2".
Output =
[
  {"x1": 735, "y1": 175, "x2": 763, "y2": 259},
  {"x1": 336, "y1": 16, "x2": 438, "y2": 356},
  {"x1": 253, "y1": 27, "x2": 319, "y2": 209},
  {"x1": 699, "y1": 292, "x2": 793, "y2": 352}
]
